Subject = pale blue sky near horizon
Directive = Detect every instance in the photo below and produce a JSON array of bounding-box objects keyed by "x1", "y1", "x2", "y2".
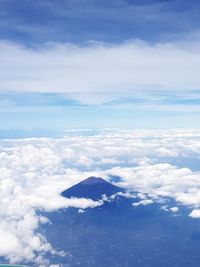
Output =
[{"x1": 1, "y1": 0, "x2": 200, "y2": 132}]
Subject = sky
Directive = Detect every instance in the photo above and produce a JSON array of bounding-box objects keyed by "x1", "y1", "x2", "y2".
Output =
[{"x1": 1, "y1": 0, "x2": 200, "y2": 131}]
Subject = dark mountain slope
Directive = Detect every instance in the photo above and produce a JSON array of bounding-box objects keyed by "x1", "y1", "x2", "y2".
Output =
[{"x1": 61, "y1": 176, "x2": 123, "y2": 200}]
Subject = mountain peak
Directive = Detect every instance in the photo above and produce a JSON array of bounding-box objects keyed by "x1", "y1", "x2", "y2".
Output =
[
  {"x1": 61, "y1": 176, "x2": 122, "y2": 200},
  {"x1": 80, "y1": 176, "x2": 110, "y2": 185}
]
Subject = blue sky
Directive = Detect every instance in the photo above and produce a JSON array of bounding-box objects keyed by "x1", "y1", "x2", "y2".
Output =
[
  {"x1": 1, "y1": 0, "x2": 200, "y2": 44},
  {"x1": 1, "y1": 0, "x2": 200, "y2": 132}
]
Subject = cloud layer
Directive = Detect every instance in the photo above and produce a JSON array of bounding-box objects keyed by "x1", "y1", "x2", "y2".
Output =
[
  {"x1": 1, "y1": 38, "x2": 200, "y2": 104},
  {"x1": 1, "y1": 129, "x2": 200, "y2": 265}
]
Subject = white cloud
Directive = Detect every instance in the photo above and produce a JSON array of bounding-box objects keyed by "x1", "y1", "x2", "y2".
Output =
[
  {"x1": 0, "y1": 229, "x2": 19, "y2": 255},
  {"x1": 106, "y1": 164, "x2": 200, "y2": 208},
  {"x1": 64, "y1": 197, "x2": 104, "y2": 209},
  {"x1": 170, "y1": 207, "x2": 179, "y2": 213},
  {"x1": 160, "y1": 205, "x2": 169, "y2": 212},
  {"x1": 189, "y1": 209, "x2": 200, "y2": 218},
  {"x1": 1, "y1": 38, "x2": 200, "y2": 104},
  {"x1": 78, "y1": 209, "x2": 86, "y2": 214},
  {"x1": 132, "y1": 199, "x2": 154, "y2": 207}
]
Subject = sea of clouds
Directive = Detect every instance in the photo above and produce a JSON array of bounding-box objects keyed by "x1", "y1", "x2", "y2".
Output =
[{"x1": 1, "y1": 129, "x2": 200, "y2": 265}]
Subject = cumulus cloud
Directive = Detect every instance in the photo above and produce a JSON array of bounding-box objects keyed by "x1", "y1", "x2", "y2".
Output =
[
  {"x1": 132, "y1": 199, "x2": 154, "y2": 207},
  {"x1": 0, "y1": 129, "x2": 200, "y2": 265},
  {"x1": 1, "y1": 38, "x2": 200, "y2": 104},
  {"x1": 64, "y1": 197, "x2": 104, "y2": 209},
  {"x1": 170, "y1": 207, "x2": 179, "y2": 213},
  {"x1": 189, "y1": 209, "x2": 200, "y2": 218},
  {"x1": 106, "y1": 164, "x2": 200, "y2": 208},
  {"x1": 0, "y1": 229, "x2": 19, "y2": 255}
]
